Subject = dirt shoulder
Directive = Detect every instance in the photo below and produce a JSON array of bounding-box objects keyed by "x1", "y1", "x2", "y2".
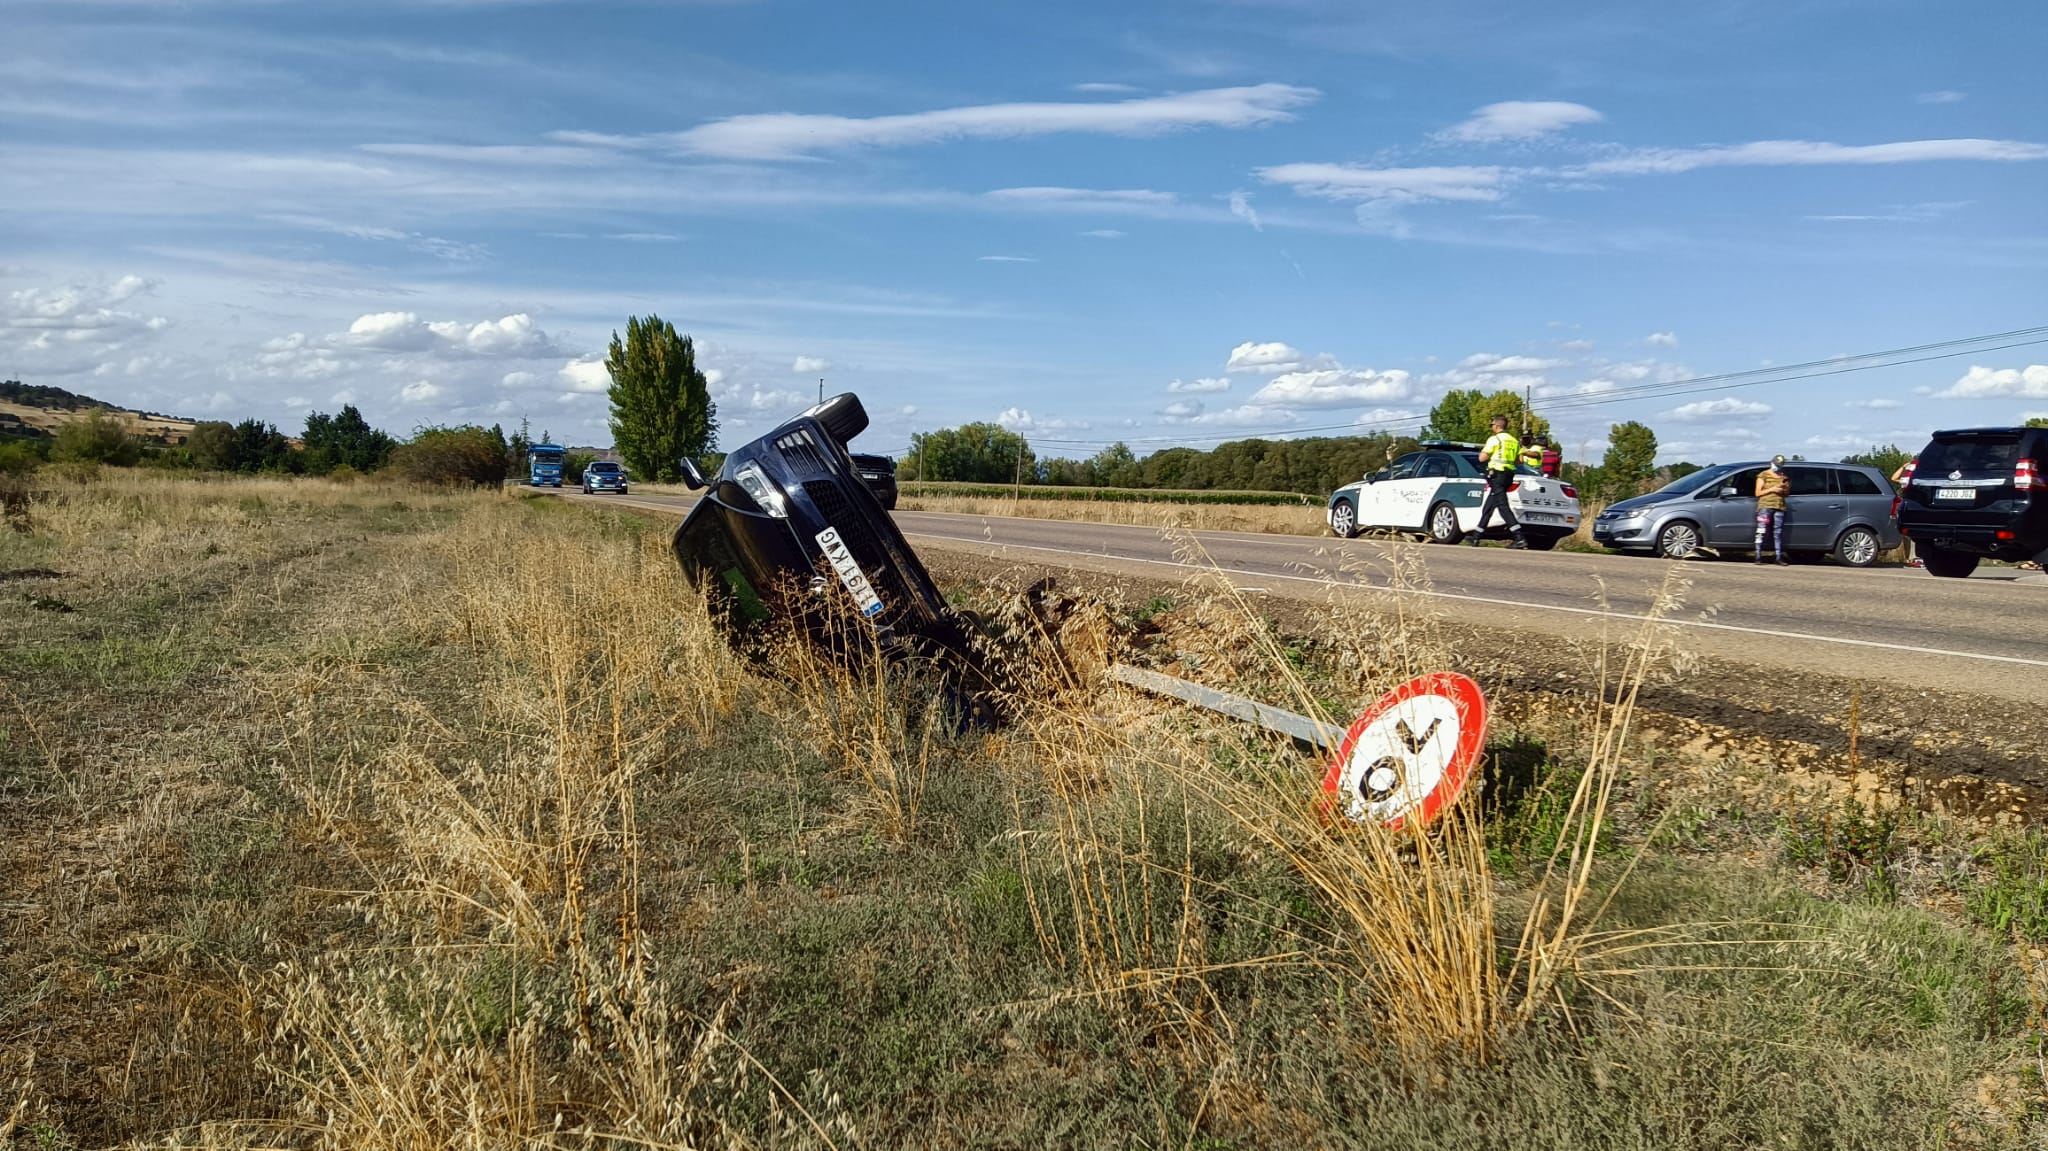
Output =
[{"x1": 923, "y1": 546, "x2": 2048, "y2": 823}]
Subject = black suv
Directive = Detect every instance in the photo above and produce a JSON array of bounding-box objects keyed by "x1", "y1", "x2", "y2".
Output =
[
  {"x1": 672, "y1": 393, "x2": 1000, "y2": 713},
  {"x1": 849, "y1": 452, "x2": 899, "y2": 510},
  {"x1": 1896, "y1": 425, "x2": 2048, "y2": 578}
]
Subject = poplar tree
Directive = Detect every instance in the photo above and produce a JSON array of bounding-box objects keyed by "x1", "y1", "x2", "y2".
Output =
[{"x1": 605, "y1": 315, "x2": 717, "y2": 482}]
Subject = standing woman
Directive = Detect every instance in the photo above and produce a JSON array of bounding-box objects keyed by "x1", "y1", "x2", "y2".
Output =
[
  {"x1": 1754, "y1": 455, "x2": 1791, "y2": 565},
  {"x1": 1889, "y1": 457, "x2": 1922, "y2": 568}
]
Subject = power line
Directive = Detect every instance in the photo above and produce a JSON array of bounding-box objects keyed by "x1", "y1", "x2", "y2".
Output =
[{"x1": 1014, "y1": 323, "x2": 2048, "y2": 450}]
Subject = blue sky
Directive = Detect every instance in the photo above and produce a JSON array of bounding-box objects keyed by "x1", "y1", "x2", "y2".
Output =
[{"x1": 3, "y1": 0, "x2": 2044, "y2": 464}]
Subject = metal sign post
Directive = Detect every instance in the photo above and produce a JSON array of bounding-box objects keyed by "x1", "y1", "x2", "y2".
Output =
[{"x1": 1111, "y1": 663, "x2": 1487, "y2": 829}]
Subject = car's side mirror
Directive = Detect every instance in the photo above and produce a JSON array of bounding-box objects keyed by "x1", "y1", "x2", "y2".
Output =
[
  {"x1": 680, "y1": 458, "x2": 710, "y2": 491},
  {"x1": 1717, "y1": 485, "x2": 1739, "y2": 499}
]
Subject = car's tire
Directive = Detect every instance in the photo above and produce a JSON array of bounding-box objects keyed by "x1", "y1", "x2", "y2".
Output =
[
  {"x1": 1329, "y1": 498, "x2": 1358, "y2": 539},
  {"x1": 807, "y1": 393, "x2": 870, "y2": 444},
  {"x1": 1834, "y1": 526, "x2": 1881, "y2": 568},
  {"x1": 1921, "y1": 545, "x2": 1980, "y2": 579},
  {"x1": 1654, "y1": 520, "x2": 1703, "y2": 560},
  {"x1": 1426, "y1": 502, "x2": 1463, "y2": 545},
  {"x1": 1523, "y1": 534, "x2": 1559, "y2": 551}
]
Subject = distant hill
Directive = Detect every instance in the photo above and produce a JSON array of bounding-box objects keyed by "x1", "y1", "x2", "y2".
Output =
[{"x1": 0, "y1": 380, "x2": 199, "y2": 445}]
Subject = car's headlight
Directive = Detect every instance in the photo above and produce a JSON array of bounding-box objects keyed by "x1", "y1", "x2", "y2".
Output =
[{"x1": 732, "y1": 461, "x2": 788, "y2": 519}]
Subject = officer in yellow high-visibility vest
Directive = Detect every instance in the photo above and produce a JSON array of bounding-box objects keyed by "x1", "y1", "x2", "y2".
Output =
[{"x1": 1474, "y1": 415, "x2": 1530, "y2": 549}]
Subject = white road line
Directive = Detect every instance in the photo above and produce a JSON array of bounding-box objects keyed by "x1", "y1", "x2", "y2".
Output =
[{"x1": 904, "y1": 530, "x2": 2048, "y2": 670}]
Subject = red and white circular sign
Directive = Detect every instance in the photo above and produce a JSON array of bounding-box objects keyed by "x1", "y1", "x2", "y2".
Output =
[{"x1": 1320, "y1": 672, "x2": 1488, "y2": 829}]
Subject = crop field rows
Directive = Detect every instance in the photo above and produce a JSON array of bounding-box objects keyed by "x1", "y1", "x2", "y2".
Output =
[{"x1": 1, "y1": 473, "x2": 2045, "y2": 1147}]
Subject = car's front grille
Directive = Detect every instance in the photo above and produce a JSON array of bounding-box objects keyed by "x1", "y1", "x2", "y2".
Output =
[
  {"x1": 803, "y1": 480, "x2": 910, "y2": 611},
  {"x1": 776, "y1": 430, "x2": 832, "y2": 476}
]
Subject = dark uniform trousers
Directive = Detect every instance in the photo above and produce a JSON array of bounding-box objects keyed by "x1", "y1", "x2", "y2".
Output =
[{"x1": 1476, "y1": 469, "x2": 1520, "y2": 534}]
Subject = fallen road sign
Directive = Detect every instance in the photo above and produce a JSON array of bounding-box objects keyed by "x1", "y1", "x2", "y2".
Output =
[
  {"x1": 1109, "y1": 663, "x2": 1488, "y2": 829},
  {"x1": 1322, "y1": 671, "x2": 1487, "y2": 829}
]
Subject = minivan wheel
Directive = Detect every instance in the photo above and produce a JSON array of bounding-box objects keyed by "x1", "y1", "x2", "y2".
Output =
[
  {"x1": 1427, "y1": 502, "x2": 1463, "y2": 545},
  {"x1": 1654, "y1": 520, "x2": 1702, "y2": 560},
  {"x1": 1330, "y1": 499, "x2": 1358, "y2": 539},
  {"x1": 1834, "y1": 526, "x2": 1880, "y2": 568},
  {"x1": 1920, "y1": 545, "x2": 1981, "y2": 579}
]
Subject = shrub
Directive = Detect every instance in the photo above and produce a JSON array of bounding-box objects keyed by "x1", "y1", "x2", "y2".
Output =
[
  {"x1": 0, "y1": 439, "x2": 45, "y2": 476},
  {"x1": 388, "y1": 425, "x2": 509, "y2": 487},
  {"x1": 51, "y1": 409, "x2": 142, "y2": 467}
]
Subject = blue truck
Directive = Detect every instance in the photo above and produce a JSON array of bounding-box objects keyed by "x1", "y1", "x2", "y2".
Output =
[{"x1": 528, "y1": 443, "x2": 566, "y2": 487}]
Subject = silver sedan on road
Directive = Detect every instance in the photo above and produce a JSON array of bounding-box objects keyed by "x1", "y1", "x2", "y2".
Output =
[{"x1": 1593, "y1": 460, "x2": 1901, "y2": 565}]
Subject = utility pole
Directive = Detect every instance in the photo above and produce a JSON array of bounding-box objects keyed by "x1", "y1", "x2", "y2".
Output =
[
  {"x1": 1522, "y1": 384, "x2": 1532, "y2": 440},
  {"x1": 818, "y1": 378, "x2": 825, "y2": 404},
  {"x1": 1014, "y1": 438, "x2": 1025, "y2": 499}
]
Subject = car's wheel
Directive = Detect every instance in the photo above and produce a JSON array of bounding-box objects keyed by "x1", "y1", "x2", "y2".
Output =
[
  {"x1": 807, "y1": 392, "x2": 870, "y2": 444},
  {"x1": 1523, "y1": 534, "x2": 1559, "y2": 551},
  {"x1": 1329, "y1": 498, "x2": 1358, "y2": 539},
  {"x1": 1834, "y1": 526, "x2": 1880, "y2": 568},
  {"x1": 1921, "y1": 545, "x2": 1980, "y2": 579},
  {"x1": 1426, "y1": 502, "x2": 1463, "y2": 545},
  {"x1": 1654, "y1": 520, "x2": 1702, "y2": 559}
]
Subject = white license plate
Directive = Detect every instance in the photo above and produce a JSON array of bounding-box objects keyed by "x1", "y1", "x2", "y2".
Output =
[
  {"x1": 815, "y1": 528, "x2": 885, "y2": 618},
  {"x1": 1936, "y1": 488, "x2": 1975, "y2": 501}
]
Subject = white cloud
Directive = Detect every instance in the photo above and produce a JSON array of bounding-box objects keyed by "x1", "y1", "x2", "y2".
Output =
[
  {"x1": 558, "y1": 358, "x2": 610, "y2": 393},
  {"x1": 1257, "y1": 162, "x2": 1507, "y2": 203},
  {"x1": 1670, "y1": 398, "x2": 1773, "y2": 422},
  {"x1": 671, "y1": 84, "x2": 1319, "y2": 160},
  {"x1": 1843, "y1": 397, "x2": 1903, "y2": 409},
  {"x1": 1646, "y1": 331, "x2": 1678, "y2": 348},
  {"x1": 1167, "y1": 376, "x2": 1230, "y2": 394},
  {"x1": 1080, "y1": 229, "x2": 1126, "y2": 239},
  {"x1": 1459, "y1": 353, "x2": 1565, "y2": 373},
  {"x1": 337, "y1": 311, "x2": 563, "y2": 359},
  {"x1": 1248, "y1": 367, "x2": 1411, "y2": 408},
  {"x1": 1917, "y1": 90, "x2": 1966, "y2": 104},
  {"x1": 984, "y1": 187, "x2": 1181, "y2": 216},
  {"x1": 1169, "y1": 403, "x2": 1305, "y2": 429},
  {"x1": 1559, "y1": 339, "x2": 1595, "y2": 353},
  {"x1": 1072, "y1": 82, "x2": 1143, "y2": 94},
  {"x1": 1227, "y1": 190, "x2": 1262, "y2": 231},
  {"x1": 400, "y1": 379, "x2": 442, "y2": 404},
  {"x1": 1226, "y1": 340, "x2": 1334, "y2": 374},
  {"x1": 1159, "y1": 399, "x2": 1204, "y2": 420},
  {"x1": 996, "y1": 406, "x2": 1090, "y2": 432},
  {"x1": 1437, "y1": 100, "x2": 1603, "y2": 143},
  {"x1": 1573, "y1": 138, "x2": 2048, "y2": 177},
  {"x1": 1939, "y1": 364, "x2": 2048, "y2": 399},
  {"x1": 501, "y1": 370, "x2": 537, "y2": 388},
  {"x1": 977, "y1": 255, "x2": 1039, "y2": 263},
  {"x1": 791, "y1": 355, "x2": 832, "y2": 373}
]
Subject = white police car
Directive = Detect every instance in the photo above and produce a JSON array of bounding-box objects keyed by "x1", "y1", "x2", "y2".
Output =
[{"x1": 1326, "y1": 441, "x2": 1581, "y2": 549}]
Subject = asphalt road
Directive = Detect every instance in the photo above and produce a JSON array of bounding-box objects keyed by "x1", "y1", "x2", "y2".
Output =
[{"x1": 555, "y1": 488, "x2": 2046, "y2": 700}]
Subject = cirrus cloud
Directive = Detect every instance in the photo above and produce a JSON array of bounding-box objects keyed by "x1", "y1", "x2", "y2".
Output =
[
  {"x1": 671, "y1": 83, "x2": 1319, "y2": 160},
  {"x1": 1437, "y1": 100, "x2": 1603, "y2": 143}
]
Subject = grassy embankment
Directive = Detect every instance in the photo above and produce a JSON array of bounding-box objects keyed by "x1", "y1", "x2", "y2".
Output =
[{"x1": 2, "y1": 471, "x2": 2045, "y2": 1147}]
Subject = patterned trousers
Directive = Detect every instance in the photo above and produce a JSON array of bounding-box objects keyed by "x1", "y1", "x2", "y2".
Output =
[{"x1": 1754, "y1": 508, "x2": 1785, "y2": 557}]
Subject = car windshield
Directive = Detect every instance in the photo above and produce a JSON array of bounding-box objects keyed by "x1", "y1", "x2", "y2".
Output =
[
  {"x1": 589, "y1": 462, "x2": 619, "y2": 472},
  {"x1": 1918, "y1": 435, "x2": 2022, "y2": 474}
]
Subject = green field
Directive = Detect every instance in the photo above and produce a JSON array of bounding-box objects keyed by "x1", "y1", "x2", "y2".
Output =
[{"x1": 901, "y1": 480, "x2": 1318, "y2": 506}]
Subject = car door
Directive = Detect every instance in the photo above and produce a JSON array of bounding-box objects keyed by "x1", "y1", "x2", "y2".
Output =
[
  {"x1": 1702, "y1": 467, "x2": 1764, "y2": 546},
  {"x1": 1829, "y1": 467, "x2": 1892, "y2": 546},
  {"x1": 1354, "y1": 452, "x2": 1422, "y2": 528},
  {"x1": 1394, "y1": 452, "x2": 1458, "y2": 528},
  {"x1": 1782, "y1": 466, "x2": 1835, "y2": 551}
]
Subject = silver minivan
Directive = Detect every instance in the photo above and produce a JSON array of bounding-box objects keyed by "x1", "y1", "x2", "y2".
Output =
[{"x1": 1592, "y1": 461, "x2": 1901, "y2": 565}]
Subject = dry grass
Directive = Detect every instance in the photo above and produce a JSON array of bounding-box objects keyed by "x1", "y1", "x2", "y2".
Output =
[
  {"x1": 0, "y1": 471, "x2": 2037, "y2": 1148},
  {"x1": 897, "y1": 493, "x2": 1329, "y2": 536}
]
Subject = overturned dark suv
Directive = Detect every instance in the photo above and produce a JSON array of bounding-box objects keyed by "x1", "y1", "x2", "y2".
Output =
[
  {"x1": 672, "y1": 393, "x2": 999, "y2": 710},
  {"x1": 1896, "y1": 425, "x2": 2048, "y2": 578}
]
